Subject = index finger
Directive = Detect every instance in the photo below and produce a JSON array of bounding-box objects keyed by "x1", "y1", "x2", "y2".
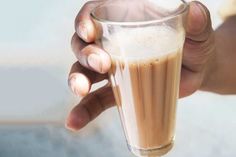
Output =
[{"x1": 75, "y1": 1, "x2": 103, "y2": 43}]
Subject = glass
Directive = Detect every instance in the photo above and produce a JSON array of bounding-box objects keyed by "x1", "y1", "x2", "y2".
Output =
[{"x1": 91, "y1": 0, "x2": 189, "y2": 156}]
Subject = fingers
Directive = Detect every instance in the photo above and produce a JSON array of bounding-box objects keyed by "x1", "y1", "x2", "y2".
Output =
[
  {"x1": 180, "y1": 1, "x2": 216, "y2": 97},
  {"x1": 183, "y1": 1, "x2": 215, "y2": 72},
  {"x1": 66, "y1": 85, "x2": 115, "y2": 131},
  {"x1": 75, "y1": 1, "x2": 103, "y2": 42},
  {"x1": 71, "y1": 33, "x2": 111, "y2": 74},
  {"x1": 186, "y1": 1, "x2": 213, "y2": 42},
  {"x1": 68, "y1": 61, "x2": 108, "y2": 97}
]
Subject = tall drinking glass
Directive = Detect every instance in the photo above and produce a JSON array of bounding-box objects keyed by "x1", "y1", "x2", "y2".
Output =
[{"x1": 91, "y1": 0, "x2": 189, "y2": 156}]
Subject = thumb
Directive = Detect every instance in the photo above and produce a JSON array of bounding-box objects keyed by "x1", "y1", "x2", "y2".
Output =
[
  {"x1": 179, "y1": 1, "x2": 215, "y2": 97},
  {"x1": 183, "y1": 1, "x2": 215, "y2": 72},
  {"x1": 186, "y1": 1, "x2": 213, "y2": 42}
]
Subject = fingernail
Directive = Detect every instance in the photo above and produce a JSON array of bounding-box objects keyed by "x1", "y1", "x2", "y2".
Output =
[
  {"x1": 188, "y1": 2, "x2": 207, "y2": 33},
  {"x1": 77, "y1": 22, "x2": 88, "y2": 41},
  {"x1": 194, "y1": 2, "x2": 207, "y2": 20},
  {"x1": 88, "y1": 53, "x2": 103, "y2": 73},
  {"x1": 197, "y1": 2, "x2": 208, "y2": 19},
  {"x1": 69, "y1": 74, "x2": 90, "y2": 97},
  {"x1": 65, "y1": 107, "x2": 90, "y2": 132},
  {"x1": 65, "y1": 114, "x2": 82, "y2": 132},
  {"x1": 65, "y1": 122, "x2": 78, "y2": 132}
]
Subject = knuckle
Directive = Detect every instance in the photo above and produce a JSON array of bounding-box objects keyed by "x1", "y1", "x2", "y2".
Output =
[
  {"x1": 71, "y1": 33, "x2": 78, "y2": 47},
  {"x1": 92, "y1": 92, "x2": 105, "y2": 111},
  {"x1": 71, "y1": 33, "x2": 80, "y2": 54},
  {"x1": 69, "y1": 62, "x2": 80, "y2": 78},
  {"x1": 71, "y1": 33, "x2": 87, "y2": 55}
]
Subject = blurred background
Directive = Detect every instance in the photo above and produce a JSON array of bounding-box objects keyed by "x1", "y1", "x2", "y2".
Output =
[{"x1": 0, "y1": 0, "x2": 236, "y2": 156}]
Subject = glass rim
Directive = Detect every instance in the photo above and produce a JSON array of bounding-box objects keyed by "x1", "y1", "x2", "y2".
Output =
[{"x1": 91, "y1": 0, "x2": 189, "y2": 26}]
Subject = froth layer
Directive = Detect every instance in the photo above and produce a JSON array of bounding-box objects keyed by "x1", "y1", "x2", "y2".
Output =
[{"x1": 102, "y1": 26, "x2": 185, "y2": 60}]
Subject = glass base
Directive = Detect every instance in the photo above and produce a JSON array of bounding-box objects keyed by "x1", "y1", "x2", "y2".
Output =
[{"x1": 127, "y1": 141, "x2": 174, "y2": 157}]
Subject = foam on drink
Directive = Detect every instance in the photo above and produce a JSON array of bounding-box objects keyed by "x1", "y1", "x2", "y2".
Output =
[{"x1": 102, "y1": 25, "x2": 184, "y2": 60}]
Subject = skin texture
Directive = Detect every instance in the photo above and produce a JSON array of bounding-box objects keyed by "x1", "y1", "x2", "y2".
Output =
[
  {"x1": 201, "y1": 15, "x2": 236, "y2": 94},
  {"x1": 66, "y1": 1, "x2": 236, "y2": 131}
]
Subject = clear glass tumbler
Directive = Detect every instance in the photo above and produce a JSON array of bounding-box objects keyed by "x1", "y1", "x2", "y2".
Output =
[{"x1": 91, "y1": 0, "x2": 189, "y2": 156}]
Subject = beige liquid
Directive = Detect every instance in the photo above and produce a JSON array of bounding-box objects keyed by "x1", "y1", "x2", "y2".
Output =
[
  {"x1": 109, "y1": 50, "x2": 182, "y2": 155},
  {"x1": 103, "y1": 26, "x2": 184, "y2": 156}
]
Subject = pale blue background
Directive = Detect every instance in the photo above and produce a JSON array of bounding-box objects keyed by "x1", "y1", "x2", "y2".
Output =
[{"x1": 0, "y1": 0, "x2": 235, "y2": 157}]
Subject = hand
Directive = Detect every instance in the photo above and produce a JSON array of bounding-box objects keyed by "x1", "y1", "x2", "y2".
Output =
[{"x1": 66, "y1": 1, "x2": 216, "y2": 131}]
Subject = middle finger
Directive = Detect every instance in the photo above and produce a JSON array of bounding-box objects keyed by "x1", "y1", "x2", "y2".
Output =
[{"x1": 71, "y1": 33, "x2": 111, "y2": 74}]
